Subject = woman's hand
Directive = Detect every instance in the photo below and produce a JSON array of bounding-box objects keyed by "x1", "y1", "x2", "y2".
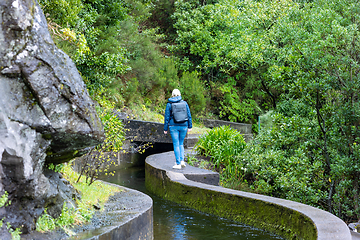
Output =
[
  {"x1": 164, "y1": 131, "x2": 167, "y2": 134},
  {"x1": 187, "y1": 128, "x2": 192, "y2": 133}
]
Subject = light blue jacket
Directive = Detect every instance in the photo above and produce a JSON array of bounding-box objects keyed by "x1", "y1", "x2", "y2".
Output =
[{"x1": 163, "y1": 96, "x2": 192, "y2": 131}]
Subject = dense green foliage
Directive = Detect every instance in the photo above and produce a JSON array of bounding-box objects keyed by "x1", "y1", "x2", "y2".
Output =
[
  {"x1": 196, "y1": 126, "x2": 246, "y2": 168},
  {"x1": 171, "y1": 0, "x2": 284, "y2": 122},
  {"x1": 176, "y1": 0, "x2": 360, "y2": 222},
  {"x1": 40, "y1": 0, "x2": 360, "y2": 223},
  {"x1": 39, "y1": 0, "x2": 207, "y2": 113}
]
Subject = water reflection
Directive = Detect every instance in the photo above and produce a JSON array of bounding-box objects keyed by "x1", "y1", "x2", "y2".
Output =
[{"x1": 100, "y1": 166, "x2": 284, "y2": 240}]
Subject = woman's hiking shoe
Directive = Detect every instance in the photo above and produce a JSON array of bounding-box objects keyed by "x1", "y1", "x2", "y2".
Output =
[
  {"x1": 173, "y1": 164, "x2": 181, "y2": 169},
  {"x1": 181, "y1": 161, "x2": 186, "y2": 167}
]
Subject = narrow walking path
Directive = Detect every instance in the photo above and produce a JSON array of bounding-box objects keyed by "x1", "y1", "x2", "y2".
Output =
[
  {"x1": 352, "y1": 231, "x2": 360, "y2": 240},
  {"x1": 146, "y1": 151, "x2": 352, "y2": 240}
]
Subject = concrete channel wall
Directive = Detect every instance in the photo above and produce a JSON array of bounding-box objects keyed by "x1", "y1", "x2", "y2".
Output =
[
  {"x1": 23, "y1": 182, "x2": 153, "y2": 240},
  {"x1": 145, "y1": 151, "x2": 352, "y2": 240},
  {"x1": 83, "y1": 183, "x2": 153, "y2": 240}
]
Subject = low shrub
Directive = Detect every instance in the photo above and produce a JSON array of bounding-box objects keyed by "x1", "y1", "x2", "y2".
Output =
[
  {"x1": 76, "y1": 87, "x2": 125, "y2": 185},
  {"x1": 195, "y1": 125, "x2": 246, "y2": 168}
]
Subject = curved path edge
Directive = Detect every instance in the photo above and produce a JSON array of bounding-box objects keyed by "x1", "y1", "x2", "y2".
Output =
[
  {"x1": 72, "y1": 181, "x2": 153, "y2": 240},
  {"x1": 22, "y1": 181, "x2": 153, "y2": 240},
  {"x1": 145, "y1": 151, "x2": 351, "y2": 240}
]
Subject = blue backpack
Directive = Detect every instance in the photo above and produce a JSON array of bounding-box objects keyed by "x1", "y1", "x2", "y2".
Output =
[{"x1": 171, "y1": 100, "x2": 188, "y2": 123}]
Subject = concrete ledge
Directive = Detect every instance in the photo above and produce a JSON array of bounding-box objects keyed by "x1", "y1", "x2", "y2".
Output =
[
  {"x1": 70, "y1": 182, "x2": 153, "y2": 240},
  {"x1": 23, "y1": 183, "x2": 153, "y2": 240},
  {"x1": 148, "y1": 151, "x2": 219, "y2": 186},
  {"x1": 145, "y1": 151, "x2": 351, "y2": 240}
]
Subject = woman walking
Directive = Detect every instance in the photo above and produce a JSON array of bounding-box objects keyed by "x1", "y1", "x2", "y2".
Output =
[{"x1": 164, "y1": 89, "x2": 192, "y2": 169}]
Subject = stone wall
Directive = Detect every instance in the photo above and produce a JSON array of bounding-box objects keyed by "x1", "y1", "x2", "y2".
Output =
[
  {"x1": 122, "y1": 119, "x2": 199, "y2": 148},
  {"x1": 123, "y1": 119, "x2": 173, "y2": 143},
  {"x1": 123, "y1": 119, "x2": 254, "y2": 143}
]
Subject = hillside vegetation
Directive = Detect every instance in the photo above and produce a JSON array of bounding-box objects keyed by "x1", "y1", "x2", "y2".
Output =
[{"x1": 40, "y1": 0, "x2": 360, "y2": 223}]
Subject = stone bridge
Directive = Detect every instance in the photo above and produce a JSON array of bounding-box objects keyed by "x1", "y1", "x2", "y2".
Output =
[{"x1": 122, "y1": 119, "x2": 253, "y2": 148}]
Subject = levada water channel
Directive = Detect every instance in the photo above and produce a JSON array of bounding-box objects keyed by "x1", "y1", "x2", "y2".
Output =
[{"x1": 99, "y1": 145, "x2": 284, "y2": 240}]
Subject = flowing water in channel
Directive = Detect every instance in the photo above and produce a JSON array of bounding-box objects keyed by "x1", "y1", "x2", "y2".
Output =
[{"x1": 100, "y1": 165, "x2": 285, "y2": 240}]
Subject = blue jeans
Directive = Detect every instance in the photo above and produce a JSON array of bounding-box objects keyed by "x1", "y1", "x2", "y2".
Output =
[{"x1": 169, "y1": 125, "x2": 188, "y2": 165}]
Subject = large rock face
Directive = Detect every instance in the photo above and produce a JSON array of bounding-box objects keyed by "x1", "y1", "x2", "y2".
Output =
[{"x1": 0, "y1": 0, "x2": 104, "y2": 235}]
